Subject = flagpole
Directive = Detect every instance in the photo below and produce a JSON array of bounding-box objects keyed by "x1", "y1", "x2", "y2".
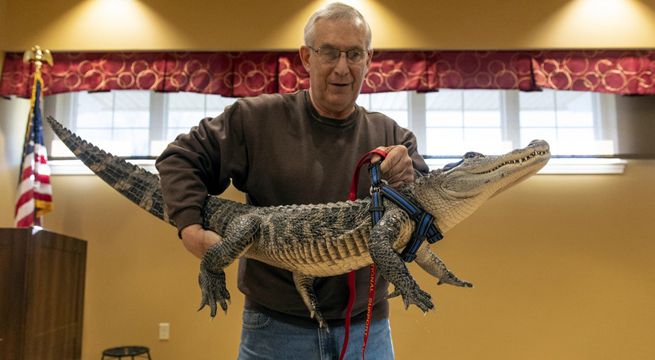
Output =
[
  {"x1": 23, "y1": 45, "x2": 53, "y2": 72},
  {"x1": 16, "y1": 46, "x2": 53, "y2": 227},
  {"x1": 20, "y1": 45, "x2": 52, "y2": 154},
  {"x1": 18, "y1": 46, "x2": 52, "y2": 183}
]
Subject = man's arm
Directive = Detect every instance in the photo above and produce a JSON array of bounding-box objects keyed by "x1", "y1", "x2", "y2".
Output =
[
  {"x1": 180, "y1": 224, "x2": 222, "y2": 259},
  {"x1": 156, "y1": 104, "x2": 247, "y2": 259}
]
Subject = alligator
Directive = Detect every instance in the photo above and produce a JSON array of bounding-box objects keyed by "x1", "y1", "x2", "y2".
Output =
[{"x1": 47, "y1": 116, "x2": 550, "y2": 328}]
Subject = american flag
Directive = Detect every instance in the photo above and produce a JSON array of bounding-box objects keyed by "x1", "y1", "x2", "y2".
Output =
[{"x1": 14, "y1": 74, "x2": 53, "y2": 227}]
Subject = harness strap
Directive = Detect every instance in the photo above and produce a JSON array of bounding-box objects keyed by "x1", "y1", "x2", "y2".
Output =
[
  {"x1": 341, "y1": 149, "x2": 387, "y2": 360},
  {"x1": 368, "y1": 161, "x2": 385, "y2": 224},
  {"x1": 377, "y1": 184, "x2": 443, "y2": 262},
  {"x1": 348, "y1": 149, "x2": 388, "y2": 201},
  {"x1": 361, "y1": 161, "x2": 384, "y2": 360}
]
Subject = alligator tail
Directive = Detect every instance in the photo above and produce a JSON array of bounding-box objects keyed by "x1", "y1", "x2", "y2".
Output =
[{"x1": 47, "y1": 116, "x2": 175, "y2": 226}]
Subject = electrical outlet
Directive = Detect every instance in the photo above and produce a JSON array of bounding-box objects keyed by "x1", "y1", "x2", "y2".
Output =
[{"x1": 159, "y1": 322, "x2": 170, "y2": 340}]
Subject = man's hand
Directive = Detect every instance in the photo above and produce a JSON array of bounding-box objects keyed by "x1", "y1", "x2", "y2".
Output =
[
  {"x1": 180, "y1": 224, "x2": 222, "y2": 259},
  {"x1": 370, "y1": 145, "x2": 415, "y2": 188}
]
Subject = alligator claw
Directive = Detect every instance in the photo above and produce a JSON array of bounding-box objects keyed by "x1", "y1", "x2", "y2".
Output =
[
  {"x1": 198, "y1": 266, "x2": 230, "y2": 318},
  {"x1": 400, "y1": 286, "x2": 434, "y2": 312},
  {"x1": 437, "y1": 269, "x2": 474, "y2": 288},
  {"x1": 311, "y1": 311, "x2": 328, "y2": 330},
  {"x1": 386, "y1": 288, "x2": 401, "y2": 299},
  {"x1": 438, "y1": 277, "x2": 473, "y2": 288}
]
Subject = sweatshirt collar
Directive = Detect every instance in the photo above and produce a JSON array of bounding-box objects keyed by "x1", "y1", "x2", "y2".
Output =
[{"x1": 303, "y1": 90, "x2": 358, "y2": 128}]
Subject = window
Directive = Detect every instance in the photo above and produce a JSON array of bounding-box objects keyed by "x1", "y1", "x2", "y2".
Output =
[
  {"x1": 73, "y1": 91, "x2": 150, "y2": 156},
  {"x1": 166, "y1": 92, "x2": 236, "y2": 141},
  {"x1": 357, "y1": 89, "x2": 616, "y2": 158},
  {"x1": 47, "y1": 90, "x2": 239, "y2": 158},
  {"x1": 518, "y1": 91, "x2": 613, "y2": 155},
  {"x1": 44, "y1": 88, "x2": 621, "y2": 173},
  {"x1": 425, "y1": 90, "x2": 507, "y2": 155},
  {"x1": 357, "y1": 92, "x2": 409, "y2": 128}
]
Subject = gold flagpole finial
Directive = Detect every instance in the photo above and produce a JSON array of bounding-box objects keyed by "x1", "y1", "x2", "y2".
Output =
[{"x1": 22, "y1": 45, "x2": 54, "y2": 73}]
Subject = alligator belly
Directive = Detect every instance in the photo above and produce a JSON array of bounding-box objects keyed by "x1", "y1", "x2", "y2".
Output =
[{"x1": 246, "y1": 228, "x2": 373, "y2": 277}]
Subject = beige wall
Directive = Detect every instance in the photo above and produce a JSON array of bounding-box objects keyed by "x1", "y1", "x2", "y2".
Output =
[
  {"x1": 0, "y1": 52, "x2": 5, "y2": 83},
  {"x1": 0, "y1": 0, "x2": 6, "y2": 48},
  {"x1": 1, "y1": 0, "x2": 655, "y2": 51},
  {"x1": 0, "y1": 0, "x2": 6, "y2": 83},
  {"x1": 0, "y1": 97, "x2": 29, "y2": 227},
  {"x1": 1, "y1": 1, "x2": 655, "y2": 359},
  {"x1": 617, "y1": 96, "x2": 655, "y2": 156}
]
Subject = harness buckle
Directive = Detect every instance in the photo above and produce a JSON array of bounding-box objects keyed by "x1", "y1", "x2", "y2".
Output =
[{"x1": 369, "y1": 179, "x2": 388, "y2": 195}]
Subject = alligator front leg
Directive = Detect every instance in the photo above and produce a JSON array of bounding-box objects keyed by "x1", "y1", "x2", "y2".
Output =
[
  {"x1": 292, "y1": 273, "x2": 327, "y2": 329},
  {"x1": 368, "y1": 209, "x2": 434, "y2": 312},
  {"x1": 415, "y1": 243, "x2": 473, "y2": 288},
  {"x1": 198, "y1": 215, "x2": 260, "y2": 318}
]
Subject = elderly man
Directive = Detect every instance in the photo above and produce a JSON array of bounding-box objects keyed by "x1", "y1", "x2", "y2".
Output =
[{"x1": 156, "y1": 2, "x2": 428, "y2": 359}]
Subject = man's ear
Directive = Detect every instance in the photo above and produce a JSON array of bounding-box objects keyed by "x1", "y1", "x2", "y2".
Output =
[
  {"x1": 299, "y1": 46, "x2": 311, "y2": 72},
  {"x1": 365, "y1": 49, "x2": 374, "y2": 71}
]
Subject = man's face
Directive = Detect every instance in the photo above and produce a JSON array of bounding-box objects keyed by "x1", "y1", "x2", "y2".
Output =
[{"x1": 300, "y1": 18, "x2": 372, "y2": 119}]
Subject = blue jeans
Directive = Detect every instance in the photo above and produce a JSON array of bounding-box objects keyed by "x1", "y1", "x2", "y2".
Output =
[{"x1": 237, "y1": 309, "x2": 395, "y2": 360}]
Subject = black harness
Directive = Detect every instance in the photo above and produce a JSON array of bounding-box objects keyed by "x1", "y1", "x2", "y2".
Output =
[{"x1": 368, "y1": 162, "x2": 443, "y2": 262}]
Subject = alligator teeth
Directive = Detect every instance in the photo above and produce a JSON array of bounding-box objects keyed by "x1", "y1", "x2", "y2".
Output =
[{"x1": 479, "y1": 149, "x2": 550, "y2": 174}]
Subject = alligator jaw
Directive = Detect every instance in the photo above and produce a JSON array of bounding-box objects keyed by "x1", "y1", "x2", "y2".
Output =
[
  {"x1": 442, "y1": 140, "x2": 549, "y2": 197},
  {"x1": 412, "y1": 140, "x2": 550, "y2": 233},
  {"x1": 465, "y1": 140, "x2": 550, "y2": 175}
]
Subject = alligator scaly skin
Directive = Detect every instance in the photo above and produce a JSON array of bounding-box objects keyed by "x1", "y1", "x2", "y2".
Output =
[{"x1": 47, "y1": 116, "x2": 550, "y2": 327}]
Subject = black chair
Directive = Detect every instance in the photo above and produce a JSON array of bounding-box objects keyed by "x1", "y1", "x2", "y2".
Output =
[{"x1": 101, "y1": 346, "x2": 151, "y2": 360}]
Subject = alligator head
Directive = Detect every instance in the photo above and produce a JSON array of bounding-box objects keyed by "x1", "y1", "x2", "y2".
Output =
[{"x1": 410, "y1": 140, "x2": 550, "y2": 233}]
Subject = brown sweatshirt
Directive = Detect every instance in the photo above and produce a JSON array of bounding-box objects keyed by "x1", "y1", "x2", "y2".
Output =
[{"x1": 155, "y1": 90, "x2": 428, "y2": 327}]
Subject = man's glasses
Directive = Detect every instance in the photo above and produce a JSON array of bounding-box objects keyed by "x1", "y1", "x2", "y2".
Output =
[{"x1": 307, "y1": 46, "x2": 368, "y2": 64}]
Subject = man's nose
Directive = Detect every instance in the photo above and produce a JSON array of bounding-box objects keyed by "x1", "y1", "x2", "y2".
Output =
[{"x1": 333, "y1": 53, "x2": 350, "y2": 74}]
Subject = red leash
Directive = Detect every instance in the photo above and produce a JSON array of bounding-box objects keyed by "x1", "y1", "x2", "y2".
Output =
[
  {"x1": 347, "y1": 148, "x2": 388, "y2": 202},
  {"x1": 339, "y1": 149, "x2": 387, "y2": 360}
]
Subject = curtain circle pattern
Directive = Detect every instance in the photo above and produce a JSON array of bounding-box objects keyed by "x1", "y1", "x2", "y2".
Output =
[
  {"x1": 531, "y1": 50, "x2": 655, "y2": 94},
  {"x1": 1, "y1": 50, "x2": 653, "y2": 97}
]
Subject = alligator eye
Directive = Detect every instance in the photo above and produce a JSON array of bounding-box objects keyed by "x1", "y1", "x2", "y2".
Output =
[
  {"x1": 443, "y1": 159, "x2": 464, "y2": 171},
  {"x1": 463, "y1": 152, "x2": 484, "y2": 159}
]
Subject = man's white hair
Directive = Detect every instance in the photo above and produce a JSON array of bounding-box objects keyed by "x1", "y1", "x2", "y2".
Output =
[{"x1": 303, "y1": 2, "x2": 372, "y2": 49}]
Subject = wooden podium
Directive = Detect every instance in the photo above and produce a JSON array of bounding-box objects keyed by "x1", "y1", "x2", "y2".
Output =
[{"x1": 0, "y1": 227, "x2": 86, "y2": 360}]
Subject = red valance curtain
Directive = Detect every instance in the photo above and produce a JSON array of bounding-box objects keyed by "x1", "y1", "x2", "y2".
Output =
[
  {"x1": 531, "y1": 50, "x2": 655, "y2": 94},
  {"x1": 1, "y1": 50, "x2": 653, "y2": 97}
]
